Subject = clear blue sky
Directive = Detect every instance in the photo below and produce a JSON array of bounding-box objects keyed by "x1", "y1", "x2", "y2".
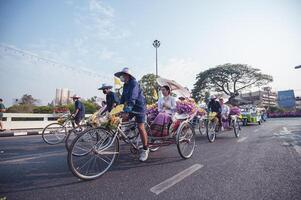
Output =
[{"x1": 0, "y1": 0, "x2": 300, "y2": 105}]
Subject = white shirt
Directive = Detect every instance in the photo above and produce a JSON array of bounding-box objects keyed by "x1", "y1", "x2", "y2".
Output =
[
  {"x1": 158, "y1": 96, "x2": 176, "y2": 115},
  {"x1": 221, "y1": 104, "x2": 230, "y2": 117}
]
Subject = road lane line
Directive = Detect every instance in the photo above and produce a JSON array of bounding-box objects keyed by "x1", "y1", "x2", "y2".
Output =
[
  {"x1": 0, "y1": 151, "x2": 65, "y2": 164},
  {"x1": 150, "y1": 164, "x2": 203, "y2": 195},
  {"x1": 253, "y1": 129, "x2": 259, "y2": 133},
  {"x1": 237, "y1": 137, "x2": 247, "y2": 143}
]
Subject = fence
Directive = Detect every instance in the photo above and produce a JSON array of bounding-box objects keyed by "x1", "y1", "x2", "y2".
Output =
[{"x1": 2, "y1": 113, "x2": 91, "y2": 130}]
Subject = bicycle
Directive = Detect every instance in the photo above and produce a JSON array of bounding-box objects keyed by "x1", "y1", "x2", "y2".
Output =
[
  {"x1": 42, "y1": 113, "x2": 88, "y2": 147},
  {"x1": 206, "y1": 112, "x2": 241, "y2": 143},
  {"x1": 67, "y1": 110, "x2": 196, "y2": 180}
]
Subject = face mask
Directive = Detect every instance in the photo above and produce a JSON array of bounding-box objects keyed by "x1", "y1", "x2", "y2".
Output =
[{"x1": 120, "y1": 75, "x2": 125, "y2": 82}]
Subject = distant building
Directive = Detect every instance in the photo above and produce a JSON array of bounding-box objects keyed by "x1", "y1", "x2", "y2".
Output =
[
  {"x1": 277, "y1": 90, "x2": 296, "y2": 109},
  {"x1": 54, "y1": 88, "x2": 73, "y2": 105},
  {"x1": 236, "y1": 87, "x2": 277, "y2": 107},
  {"x1": 296, "y1": 96, "x2": 301, "y2": 110}
]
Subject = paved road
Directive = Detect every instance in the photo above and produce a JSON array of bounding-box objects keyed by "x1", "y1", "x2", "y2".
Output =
[{"x1": 0, "y1": 118, "x2": 300, "y2": 200}]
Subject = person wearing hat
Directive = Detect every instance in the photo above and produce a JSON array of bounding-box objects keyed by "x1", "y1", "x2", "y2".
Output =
[
  {"x1": 219, "y1": 97, "x2": 230, "y2": 130},
  {"x1": 98, "y1": 84, "x2": 119, "y2": 115},
  {"x1": 208, "y1": 95, "x2": 222, "y2": 130},
  {"x1": 114, "y1": 67, "x2": 149, "y2": 162},
  {"x1": 71, "y1": 94, "x2": 85, "y2": 128}
]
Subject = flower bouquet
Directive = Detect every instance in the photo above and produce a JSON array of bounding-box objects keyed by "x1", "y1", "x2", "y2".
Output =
[
  {"x1": 146, "y1": 104, "x2": 159, "y2": 123},
  {"x1": 176, "y1": 100, "x2": 197, "y2": 115}
]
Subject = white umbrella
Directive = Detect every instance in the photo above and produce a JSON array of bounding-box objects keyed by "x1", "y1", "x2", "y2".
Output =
[{"x1": 156, "y1": 77, "x2": 191, "y2": 98}]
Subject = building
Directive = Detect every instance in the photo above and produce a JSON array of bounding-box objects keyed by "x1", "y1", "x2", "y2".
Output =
[
  {"x1": 277, "y1": 90, "x2": 296, "y2": 109},
  {"x1": 54, "y1": 88, "x2": 73, "y2": 105},
  {"x1": 236, "y1": 87, "x2": 277, "y2": 107},
  {"x1": 296, "y1": 96, "x2": 301, "y2": 110}
]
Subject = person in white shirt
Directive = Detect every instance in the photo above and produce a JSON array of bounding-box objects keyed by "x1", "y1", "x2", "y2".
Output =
[
  {"x1": 151, "y1": 85, "x2": 176, "y2": 137},
  {"x1": 157, "y1": 86, "x2": 176, "y2": 115},
  {"x1": 219, "y1": 97, "x2": 230, "y2": 130}
]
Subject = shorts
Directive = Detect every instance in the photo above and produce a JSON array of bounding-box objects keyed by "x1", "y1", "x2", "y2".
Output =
[
  {"x1": 129, "y1": 113, "x2": 145, "y2": 124},
  {"x1": 74, "y1": 115, "x2": 84, "y2": 125}
]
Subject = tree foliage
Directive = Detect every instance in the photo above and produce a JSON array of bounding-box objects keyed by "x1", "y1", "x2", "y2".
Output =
[
  {"x1": 19, "y1": 94, "x2": 38, "y2": 105},
  {"x1": 138, "y1": 73, "x2": 159, "y2": 104},
  {"x1": 192, "y1": 63, "x2": 273, "y2": 103}
]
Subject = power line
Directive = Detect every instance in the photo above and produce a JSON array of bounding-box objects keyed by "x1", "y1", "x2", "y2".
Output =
[{"x1": 0, "y1": 44, "x2": 111, "y2": 82}]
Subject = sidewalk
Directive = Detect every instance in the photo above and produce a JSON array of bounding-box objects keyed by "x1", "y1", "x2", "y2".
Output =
[{"x1": 0, "y1": 129, "x2": 43, "y2": 137}]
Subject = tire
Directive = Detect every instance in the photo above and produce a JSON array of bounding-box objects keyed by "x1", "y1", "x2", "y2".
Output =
[
  {"x1": 176, "y1": 121, "x2": 195, "y2": 159},
  {"x1": 198, "y1": 119, "x2": 206, "y2": 135},
  {"x1": 144, "y1": 122, "x2": 160, "y2": 152},
  {"x1": 206, "y1": 120, "x2": 216, "y2": 143},
  {"x1": 68, "y1": 128, "x2": 119, "y2": 180},
  {"x1": 65, "y1": 125, "x2": 90, "y2": 151},
  {"x1": 233, "y1": 120, "x2": 240, "y2": 138},
  {"x1": 42, "y1": 123, "x2": 67, "y2": 145}
]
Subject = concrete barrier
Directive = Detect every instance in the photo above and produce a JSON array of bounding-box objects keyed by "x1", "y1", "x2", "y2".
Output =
[{"x1": 2, "y1": 113, "x2": 91, "y2": 130}]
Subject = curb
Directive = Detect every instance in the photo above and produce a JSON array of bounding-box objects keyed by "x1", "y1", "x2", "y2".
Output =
[{"x1": 0, "y1": 131, "x2": 41, "y2": 137}]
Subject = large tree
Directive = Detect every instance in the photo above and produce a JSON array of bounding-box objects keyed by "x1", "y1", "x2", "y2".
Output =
[
  {"x1": 138, "y1": 73, "x2": 159, "y2": 104},
  {"x1": 192, "y1": 63, "x2": 273, "y2": 103}
]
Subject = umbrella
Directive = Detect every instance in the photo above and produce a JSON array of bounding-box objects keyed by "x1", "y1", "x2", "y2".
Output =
[{"x1": 156, "y1": 77, "x2": 191, "y2": 98}]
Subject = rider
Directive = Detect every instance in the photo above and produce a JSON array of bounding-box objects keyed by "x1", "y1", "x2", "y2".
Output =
[
  {"x1": 71, "y1": 94, "x2": 85, "y2": 129},
  {"x1": 207, "y1": 95, "x2": 222, "y2": 130},
  {"x1": 219, "y1": 97, "x2": 230, "y2": 129},
  {"x1": 98, "y1": 83, "x2": 119, "y2": 115},
  {"x1": 114, "y1": 67, "x2": 149, "y2": 162}
]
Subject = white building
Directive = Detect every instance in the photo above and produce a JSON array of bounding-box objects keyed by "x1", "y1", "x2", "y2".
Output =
[{"x1": 54, "y1": 88, "x2": 73, "y2": 105}]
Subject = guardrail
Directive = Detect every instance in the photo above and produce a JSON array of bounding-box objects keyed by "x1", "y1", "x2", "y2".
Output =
[{"x1": 2, "y1": 113, "x2": 91, "y2": 130}]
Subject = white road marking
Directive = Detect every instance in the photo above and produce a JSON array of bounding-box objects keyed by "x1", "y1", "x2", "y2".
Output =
[
  {"x1": 237, "y1": 137, "x2": 247, "y2": 143},
  {"x1": 253, "y1": 129, "x2": 259, "y2": 133},
  {"x1": 14, "y1": 132, "x2": 27, "y2": 136},
  {"x1": 0, "y1": 151, "x2": 65, "y2": 164},
  {"x1": 150, "y1": 164, "x2": 203, "y2": 195}
]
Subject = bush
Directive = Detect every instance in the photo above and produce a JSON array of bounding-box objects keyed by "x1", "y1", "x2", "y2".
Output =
[
  {"x1": 7, "y1": 104, "x2": 35, "y2": 113},
  {"x1": 33, "y1": 106, "x2": 54, "y2": 113}
]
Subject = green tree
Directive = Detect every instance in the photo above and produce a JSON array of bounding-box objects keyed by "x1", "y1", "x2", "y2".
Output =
[
  {"x1": 33, "y1": 106, "x2": 54, "y2": 113},
  {"x1": 138, "y1": 73, "x2": 159, "y2": 104},
  {"x1": 7, "y1": 104, "x2": 35, "y2": 113},
  {"x1": 192, "y1": 63, "x2": 273, "y2": 104},
  {"x1": 19, "y1": 94, "x2": 38, "y2": 105}
]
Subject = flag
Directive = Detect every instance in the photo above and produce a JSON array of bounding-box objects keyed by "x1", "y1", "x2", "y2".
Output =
[{"x1": 114, "y1": 77, "x2": 122, "y2": 88}]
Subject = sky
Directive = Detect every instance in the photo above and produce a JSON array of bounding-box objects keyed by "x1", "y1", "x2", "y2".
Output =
[{"x1": 0, "y1": 0, "x2": 300, "y2": 106}]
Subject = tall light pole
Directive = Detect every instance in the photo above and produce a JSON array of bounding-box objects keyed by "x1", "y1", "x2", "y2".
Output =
[{"x1": 153, "y1": 40, "x2": 160, "y2": 77}]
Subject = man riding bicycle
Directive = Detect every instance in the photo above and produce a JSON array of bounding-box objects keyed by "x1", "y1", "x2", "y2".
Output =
[
  {"x1": 98, "y1": 83, "x2": 119, "y2": 115},
  {"x1": 208, "y1": 95, "x2": 222, "y2": 130},
  {"x1": 114, "y1": 67, "x2": 149, "y2": 162},
  {"x1": 71, "y1": 94, "x2": 85, "y2": 129}
]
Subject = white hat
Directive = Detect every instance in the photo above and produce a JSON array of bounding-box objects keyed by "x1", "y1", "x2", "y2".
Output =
[
  {"x1": 114, "y1": 67, "x2": 135, "y2": 79},
  {"x1": 98, "y1": 83, "x2": 113, "y2": 90},
  {"x1": 71, "y1": 94, "x2": 80, "y2": 99}
]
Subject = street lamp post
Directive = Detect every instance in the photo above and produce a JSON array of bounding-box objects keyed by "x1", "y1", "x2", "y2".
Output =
[
  {"x1": 153, "y1": 40, "x2": 161, "y2": 77},
  {"x1": 295, "y1": 65, "x2": 301, "y2": 69}
]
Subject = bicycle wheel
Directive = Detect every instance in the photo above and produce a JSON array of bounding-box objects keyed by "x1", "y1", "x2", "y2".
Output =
[
  {"x1": 198, "y1": 119, "x2": 206, "y2": 135},
  {"x1": 65, "y1": 125, "x2": 90, "y2": 151},
  {"x1": 176, "y1": 121, "x2": 195, "y2": 159},
  {"x1": 233, "y1": 120, "x2": 240, "y2": 138},
  {"x1": 206, "y1": 120, "x2": 216, "y2": 143},
  {"x1": 68, "y1": 128, "x2": 119, "y2": 180},
  {"x1": 42, "y1": 123, "x2": 67, "y2": 145}
]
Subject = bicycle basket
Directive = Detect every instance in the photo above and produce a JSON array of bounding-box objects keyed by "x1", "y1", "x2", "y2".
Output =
[{"x1": 208, "y1": 112, "x2": 217, "y2": 120}]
